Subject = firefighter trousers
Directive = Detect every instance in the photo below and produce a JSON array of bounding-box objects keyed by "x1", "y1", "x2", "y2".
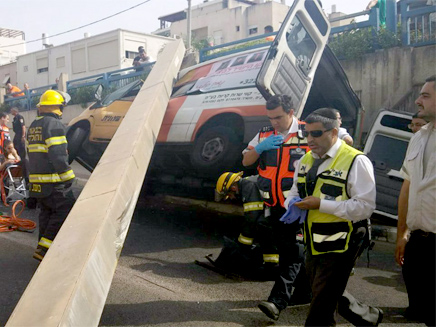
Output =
[{"x1": 37, "y1": 185, "x2": 75, "y2": 242}]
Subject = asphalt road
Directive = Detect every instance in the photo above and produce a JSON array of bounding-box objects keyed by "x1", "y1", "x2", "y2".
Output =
[{"x1": 0, "y1": 165, "x2": 426, "y2": 327}]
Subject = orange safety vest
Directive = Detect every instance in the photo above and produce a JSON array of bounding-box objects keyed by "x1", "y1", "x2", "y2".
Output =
[
  {"x1": 257, "y1": 123, "x2": 310, "y2": 208},
  {"x1": 0, "y1": 125, "x2": 10, "y2": 155}
]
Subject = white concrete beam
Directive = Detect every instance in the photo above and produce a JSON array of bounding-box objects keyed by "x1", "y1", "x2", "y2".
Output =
[{"x1": 6, "y1": 39, "x2": 185, "y2": 327}]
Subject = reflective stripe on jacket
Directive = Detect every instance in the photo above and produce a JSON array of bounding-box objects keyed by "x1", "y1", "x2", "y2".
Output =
[
  {"x1": 257, "y1": 124, "x2": 309, "y2": 208},
  {"x1": 238, "y1": 176, "x2": 264, "y2": 246},
  {"x1": 297, "y1": 141, "x2": 362, "y2": 255},
  {"x1": 27, "y1": 113, "x2": 75, "y2": 197}
]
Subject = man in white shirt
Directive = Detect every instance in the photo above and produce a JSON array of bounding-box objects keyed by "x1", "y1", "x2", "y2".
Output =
[
  {"x1": 396, "y1": 75, "x2": 436, "y2": 326},
  {"x1": 334, "y1": 109, "x2": 353, "y2": 146},
  {"x1": 284, "y1": 107, "x2": 381, "y2": 326}
]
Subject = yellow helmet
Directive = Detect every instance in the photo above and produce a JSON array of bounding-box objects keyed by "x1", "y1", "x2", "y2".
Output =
[
  {"x1": 215, "y1": 171, "x2": 243, "y2": 202},
  {"x1": 37, "y1": 90, "x2": 66, "y2": 107}
]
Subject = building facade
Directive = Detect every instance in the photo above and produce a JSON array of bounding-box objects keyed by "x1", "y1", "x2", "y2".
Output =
[
  {"x1": 156, "y1": 0, "x2": 289, "y2": 46},
  {"x1": 0, "y1": 29, "x2": 173, "y2": 89}
]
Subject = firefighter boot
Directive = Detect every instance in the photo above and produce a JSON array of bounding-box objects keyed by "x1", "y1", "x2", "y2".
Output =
[
  {"x1": 32, "y1": 237, "x2": 52, "y2": 262},
  {"x1": 33, "y1": 245, "x2": 48, "y2": 262}
]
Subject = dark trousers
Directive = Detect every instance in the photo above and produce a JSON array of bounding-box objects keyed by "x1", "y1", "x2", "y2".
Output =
[
  {"x1": 37, "y1": 186, "x2": 75, "y2": 242},
  {"x1": 13, "y1": 137, "x2": 28, "y2": 181},
  {"x1": 267, "y1": 206, "x2": 304, "y2": 310},
  {"x1": 305, "y1": 221, "x2": 375, "y2": 326},
  {"x1": 251, "y1": 211, "x2": 278, "y2": 256},
  {"x1": 402, "y1": 231, "x2": 436, "y2": 326}
]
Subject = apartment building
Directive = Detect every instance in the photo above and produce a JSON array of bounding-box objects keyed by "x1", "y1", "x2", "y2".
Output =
[
  {"x1": 0, "y1": 29, "x2": 173, "y2": 89},
  {"x1": 155, "y1": 0, "x2": 289, "y2": 45}
]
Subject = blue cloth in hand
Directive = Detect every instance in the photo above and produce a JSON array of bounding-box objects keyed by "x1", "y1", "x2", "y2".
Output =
[
  {"x1": 279, "y1": 197, "x2": 307, "y2": 224},
  {"x1": 254, "y1": 135, "x2": 284, "y2": 154}
]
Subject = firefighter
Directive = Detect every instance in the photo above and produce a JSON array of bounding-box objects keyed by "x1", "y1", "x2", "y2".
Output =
[
  {"x1": 214, "y1": 172, "x2": 278, "y2": 272},
  {"x1": 28, "y1": 90, "x2": 76, "y2": 262},
  {"x1": 242, "y1": 94, "x2": 311, "y2": 320}
]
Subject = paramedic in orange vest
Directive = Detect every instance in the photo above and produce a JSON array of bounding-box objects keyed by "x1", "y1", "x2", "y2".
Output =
[{"x1": 242, "y1": 94, "x2": 310, "y2": 320}]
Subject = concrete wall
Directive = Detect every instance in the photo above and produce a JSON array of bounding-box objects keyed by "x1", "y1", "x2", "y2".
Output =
[{"x1": 340, "y1": 44, "x2": 436, "y2": 132}]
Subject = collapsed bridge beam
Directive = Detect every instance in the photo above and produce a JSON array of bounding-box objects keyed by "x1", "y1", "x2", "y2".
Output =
[{"x1": 6, "y1": 39, "x2": 185, "y2": 327}]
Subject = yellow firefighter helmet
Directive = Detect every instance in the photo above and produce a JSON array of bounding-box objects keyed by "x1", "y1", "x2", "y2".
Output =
[{"x1": 215, "y1": 171, "x2": 243, "y2": 202}]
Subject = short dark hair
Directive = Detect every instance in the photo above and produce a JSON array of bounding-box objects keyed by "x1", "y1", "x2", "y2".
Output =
[
  {"x1": 0, "y1": 112, "x2": 8, "y2": 119},
  {"x1": 264, "y1": 25, "x2": 273, "y2": 33},
  {"x1": 266, "y1": 95, "x2": 294, "y2": 113},
  {"x1": 426, "y1": 75, "x2": 436, "y2": 89},
  {"x1": 425, "y1": 75, "x2": 435, "y2": 83},
  {"x1": 305, "y1": 108, "x2": 340, "y2": 130}
]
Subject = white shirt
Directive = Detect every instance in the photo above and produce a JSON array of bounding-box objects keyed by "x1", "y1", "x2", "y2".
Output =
[
  {"x1": 400, "y1": 123, "x2": 436, "y2": 233},
  {"x1": 243, "y1": 117, "x2": 299, "y2": 154},
  {"x1": 284, "y1": 138, "x2": 376, "y2": 222},
  {"x1": 338, "y1": 127, "x2": 350, "y2": 140}
]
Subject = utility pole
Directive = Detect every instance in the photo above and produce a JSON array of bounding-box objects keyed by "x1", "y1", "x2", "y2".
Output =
[{"x1": 187, "y1": 0, "x2": 192, "y2": 49}]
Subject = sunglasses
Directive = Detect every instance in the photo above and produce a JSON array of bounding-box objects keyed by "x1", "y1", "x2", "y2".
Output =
[{"x1": 302, "y1": 128, "x2": 333, "y2": 138}]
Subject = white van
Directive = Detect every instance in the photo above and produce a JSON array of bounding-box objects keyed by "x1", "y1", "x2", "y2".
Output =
[{"x1": 363, "y1": 109, "x2": 414, "y2": 220}]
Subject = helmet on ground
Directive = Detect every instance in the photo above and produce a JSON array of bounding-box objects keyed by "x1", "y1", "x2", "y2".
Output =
[
  {"x1": 215, "y1": 171, "x2": 243, "y2": 202},
  {"x1": 37, "y1": 90, "x2": 69, "y2": 107}
]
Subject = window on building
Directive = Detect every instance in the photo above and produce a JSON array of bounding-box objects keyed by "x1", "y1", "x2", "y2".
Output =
[
  {"x1": 248, "y1": 27, "x2": 258, "y2": 35},
  {"x1": 125, "y1": 51, "x2": 138, "y2": 59},
  {"x1": 236, "y1": 26, "x2": 240, "y2": 32},
  {"x1": 37, "y1": 57, "x2": 48, "y2": 74},
  {"x1": 23, "y1": 66, "x2": 28, "y2": 72}
]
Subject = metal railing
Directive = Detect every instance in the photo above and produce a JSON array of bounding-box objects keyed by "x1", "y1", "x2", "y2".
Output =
[
  {"x1": 3, "y1": 62, "x2": 154, "y2": 111},
  {"x1": 330, "y1": 9, "x2": 380, "y2": 36},
  {"x1": 199, "y1": 32, "x2": 275, "y2": 62},
  {"x1": 400, "y1": 0, "x2": 436, "y2": 46},
  {"x1": 4, "y1": 84, "x2": 56, "y2": 111}
]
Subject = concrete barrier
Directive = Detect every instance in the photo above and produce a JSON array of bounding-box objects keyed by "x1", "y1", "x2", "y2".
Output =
[{"x1": 6, "y1": 39, "x2": 185, "y2": 327}]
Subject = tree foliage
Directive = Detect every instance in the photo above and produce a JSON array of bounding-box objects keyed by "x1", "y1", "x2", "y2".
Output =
[{"x1": 329, "y1": 26, "x2": 401, "y2": 60}]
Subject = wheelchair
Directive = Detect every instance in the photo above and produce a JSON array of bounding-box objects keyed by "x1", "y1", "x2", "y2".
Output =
[{"x1": 1, "y1": 163, "x2": 29, "y2": 206}]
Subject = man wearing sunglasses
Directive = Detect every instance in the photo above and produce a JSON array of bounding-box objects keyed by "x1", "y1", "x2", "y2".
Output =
[
  {"x1": 242, "y1": 95, "x2": 311, "y2": 320},
  {"x1": 284, "y1": 107, "x2": 382, "y2": 326}
]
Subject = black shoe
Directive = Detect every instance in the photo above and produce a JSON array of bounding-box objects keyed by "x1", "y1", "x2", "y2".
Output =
[
  {"x1": 375, "y1": 309, "x2": 384, "y2": 326},
  {"x1": 258, "y1": 301, "x2": 280, "y2": 321}
]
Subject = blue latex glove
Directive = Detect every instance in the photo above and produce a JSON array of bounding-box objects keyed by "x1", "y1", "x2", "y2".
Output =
[
  {"x1": 279, "y1": 197, "x2": 307, "y2": 224},
  {"x1": 254, "y1": 135, "x2": 284, "y2": 154}
]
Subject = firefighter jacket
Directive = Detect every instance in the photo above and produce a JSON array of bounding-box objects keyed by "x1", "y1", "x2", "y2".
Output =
[
  {"x1": 297, "y1": 141, "x2": 363, "y2": 255},
  {"x1": 257, "y1": 123, "x2": 309, "y2": 208},
  {"x1": 27, "y1": 113, "x2": 75, "y2": 198}
]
